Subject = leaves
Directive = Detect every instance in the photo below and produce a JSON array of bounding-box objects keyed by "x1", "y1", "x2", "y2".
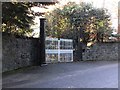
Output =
[
  {"x1": 45, "y1": 2, "x2": 113, "y2": 43},
  {"x1": 2, "y1": 2, "x2": 34, "y2": 36}
]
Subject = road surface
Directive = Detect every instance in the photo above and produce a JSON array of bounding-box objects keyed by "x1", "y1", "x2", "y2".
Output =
[{"x1": 2, "y1": 61, "x2": 118, "y2": 88}]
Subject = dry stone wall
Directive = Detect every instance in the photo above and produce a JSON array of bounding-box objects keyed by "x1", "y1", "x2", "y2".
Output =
[
  {"x1": 2, "y1": 33, "x2": 39, "y2": 72},
  {"x1": 2, "y1": 33, "x2": 119, "y2": 72},
  {"x1": 83, "y1": 43, "x2": 118, "y2": 61}
]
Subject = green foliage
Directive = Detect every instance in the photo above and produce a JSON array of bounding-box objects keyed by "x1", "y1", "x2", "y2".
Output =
[
  {"x1": 2, "y1": 2, "x2": 34, "y2": 36},
  {"x1": 45, "y1": 8, "x2": 71, "y2": 39},
  {"x1": 45, "y1": 2, "x2": 113, "y2": 43}
]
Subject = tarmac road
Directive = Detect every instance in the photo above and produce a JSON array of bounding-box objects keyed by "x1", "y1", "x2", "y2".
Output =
[{"x1": 2, "y1": 61, "x2": 118, "y2": 88}]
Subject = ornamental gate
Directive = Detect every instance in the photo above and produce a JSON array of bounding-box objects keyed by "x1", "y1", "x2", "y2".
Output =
[{"x1": 46, "y1": 37, "x2": 73, "y2": 63}]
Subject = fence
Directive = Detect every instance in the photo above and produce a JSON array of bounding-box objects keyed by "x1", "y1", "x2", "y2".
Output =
[{"x1": 46, "y1": 37, "x2": 73, "y2": 63}]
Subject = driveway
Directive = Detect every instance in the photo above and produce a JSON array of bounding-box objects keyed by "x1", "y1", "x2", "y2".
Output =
[{"x1": 2, "y1": 61, "x2": 118, "y2": 88}]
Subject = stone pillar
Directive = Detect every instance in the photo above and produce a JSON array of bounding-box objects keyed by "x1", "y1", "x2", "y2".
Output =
[
  {"x1": 39, "y1": 18, "x2": 46, "y2": 65},
  {"x1": 75, "y1": 27, "x2": 83, "y2": 61}
]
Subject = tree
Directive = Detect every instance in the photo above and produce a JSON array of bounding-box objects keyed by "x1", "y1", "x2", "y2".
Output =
[
  {"x1": 46, "y1": 2, "x2": 112, "y2": 43},
  {"x1": 45, "y1": 2, "x2": 113, "y2": 61},
  {"x1": 45, "y1": 8, "x2": 71, "y2": 39},
  {"x1": 2, "y1": 2, "x2": 34, "y2": 36}
]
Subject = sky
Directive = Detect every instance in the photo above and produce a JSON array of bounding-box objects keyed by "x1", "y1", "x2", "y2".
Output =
[{"x1": 31, "y1": 0, "x2": 119, "y2": 37}]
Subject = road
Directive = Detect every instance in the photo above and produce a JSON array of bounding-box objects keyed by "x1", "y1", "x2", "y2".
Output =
[{"x1": 2, "y1": 61, "x2": 118, "y2": 88}]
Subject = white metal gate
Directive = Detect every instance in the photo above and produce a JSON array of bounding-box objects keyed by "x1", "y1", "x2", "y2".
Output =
[{"x1": 46, "y1": 37, "x2": 73, "y2": 63}]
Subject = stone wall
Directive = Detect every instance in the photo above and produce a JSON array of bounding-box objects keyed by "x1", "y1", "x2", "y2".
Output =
[
  {"x1": 2, "y1": 33, "x2": 119, "y2": 72},
  {"x1": 83, "y1": 42, "x2": 118, "y2": 61},
  {"x1": 2, "y1": 33, "x2": 39, "y2": 72}
]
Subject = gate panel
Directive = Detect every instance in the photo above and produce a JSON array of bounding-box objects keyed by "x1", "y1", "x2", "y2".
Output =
[{"x1": 46, "y1": 37, "x2": 73, "y2": 63}]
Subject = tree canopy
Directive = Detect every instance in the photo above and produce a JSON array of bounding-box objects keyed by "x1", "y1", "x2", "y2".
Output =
[
  {"x1": 2, "y1": 2, "x2": 34, "y2": 36},
  {"x1": 45, "y1": 2, "x2": 113, "y2": 44}
]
